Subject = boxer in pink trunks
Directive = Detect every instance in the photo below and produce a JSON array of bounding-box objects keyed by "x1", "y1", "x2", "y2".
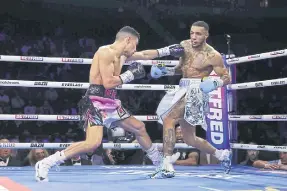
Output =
[{"x1": 35, "y1": 26, "x2": 184, "y2": 182}]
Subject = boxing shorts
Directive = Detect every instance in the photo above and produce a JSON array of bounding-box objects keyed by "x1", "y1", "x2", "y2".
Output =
[
  {"x1": 78, "y1": 84, "x2": 130, "y2": 130},
  {"x1": 156, "y1": 78, "x2": 209, "y2": 130}
]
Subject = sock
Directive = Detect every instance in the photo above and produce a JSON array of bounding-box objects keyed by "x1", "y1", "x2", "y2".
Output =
[
  {"x1": 58, "y1": 150, "x2": 67, "y2": 161},
  {"x1": 146, "y1": 144, "x2": 157, "y2": 154},
  {"x1": 213, "y1": 149, "x2": 222, "y2": 159}
]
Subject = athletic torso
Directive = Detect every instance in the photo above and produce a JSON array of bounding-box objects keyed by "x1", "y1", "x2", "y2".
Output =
[
  {"x1": 180, "y1": 40, "x2": 217, "y2": 78},
  {"x1": 89, "y1": 45, "x2": 124, "y2": 84}
]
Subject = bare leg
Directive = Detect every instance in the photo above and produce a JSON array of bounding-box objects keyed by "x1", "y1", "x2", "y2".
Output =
[
  {"x1": 113, "y1": 116, "x2": 152, "y2": 150},
  {"x1": 162, "y1": 98, "x2": 185, "y2": 156},
  {"x1": 114, "y1": 116, "x2": 163, "y2": 165},
  {"x1": 179, "y1": 119, "x2": 216, "y2": 155},
  {"x1": 63, "y1": 122, "x2": 103, "y2": 158}
]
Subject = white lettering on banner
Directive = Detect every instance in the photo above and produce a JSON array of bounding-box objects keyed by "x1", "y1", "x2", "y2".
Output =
[
  {"x1": 207, "y1": 85, "x2": 224, "y2": 146},
  {"x1": 210, "y1": 121, "x2": 224, "y2": 144}
]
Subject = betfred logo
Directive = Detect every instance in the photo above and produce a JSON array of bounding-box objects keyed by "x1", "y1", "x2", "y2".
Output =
[
  {"x1": 62, "y1": 58, "x2": 84, "y2": 63},
  {"x1": 270, "y1": 50, "x2": 285, "y2": 56},
  {"x1": 147, "y1": 116, "x2": 158, "y2": 120},
  {"x1": 15, "y1": 115, "x2": 38, "y2": 119},
  {"x1": 20, "y1": 56, "x2": 43, "y2": 61},
  {"x1": 57, "y1": 115, "x2": 80, "y2": 121},
  {"x1": 228, "y1": 58, "x2": 239, "y2": 63}
]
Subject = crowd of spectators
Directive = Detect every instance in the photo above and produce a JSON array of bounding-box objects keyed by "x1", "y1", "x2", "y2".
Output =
[{"x1": 0, "y1": 2, "x2": 286, "y2": 169}]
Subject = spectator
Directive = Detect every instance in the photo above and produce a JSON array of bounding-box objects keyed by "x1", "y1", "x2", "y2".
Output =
[
  {"x1": 24, "y1": 100, "x2": 37, "y2": 114},
  {"x1": 25, "y1": 148, "x2": 49, "y2": 166},
  {"x1": 0, "y1": 89, "x2": 9, "y2": 105},
  {"x1": 63, "y1": 154, "x2": 92, "y2": 166},
  {"x1": 174, "y1": 126, "x2": 199, "y2": 166},
  {"x1": 240, "y1": 142, "x2": 260, "y2": 167},
  {"x1": 0, "y1": 139, "x2": 21, "y2": 166},
  {"x1": 44, "y1": 88, "x2": 58, "y2": 102},
  {"x1": 39, "y1": 100, "x2": 54, "y2": 114},
  {"x1": 10, "y1": 90, "x2": 25, "y2": 113},
  {"x1": 253, "y1": 144, "x2": 287, "y2": 171}
]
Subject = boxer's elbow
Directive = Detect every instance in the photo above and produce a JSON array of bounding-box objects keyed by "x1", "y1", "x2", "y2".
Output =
[{"x1": 102, "y1": 77, "x2": 121, "y2": 89}]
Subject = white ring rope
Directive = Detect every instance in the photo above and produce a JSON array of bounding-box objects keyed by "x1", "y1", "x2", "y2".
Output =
[
  {"x1": 0, "y1": 114, "x2": 157, "y2": 121},
  {"x1": 0, "y1": 48, "x2": 286, "y2": 65},
  {"x1": 0, "y1": 143, "x2": 286, "y2": 152},
  {"x1": 1, "y1": 77, "x2": 287, "y2": 91},
  {"x1": 0, "y1": 114, "x2": 287, "y2": 122},
  {"x1": 0, "y1": 80, "x2": 177, "y2": 90}
]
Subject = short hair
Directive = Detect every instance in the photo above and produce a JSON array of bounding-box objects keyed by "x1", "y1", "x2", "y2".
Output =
[
  {"x1": 116, "y1": 26, "x2": 140, "y2": 40},
  {"x1": 192, "y1": 21, "x2": 209, "y2": 31}
]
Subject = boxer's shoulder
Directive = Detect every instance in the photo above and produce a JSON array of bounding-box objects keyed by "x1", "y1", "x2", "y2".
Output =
[{"x1": 180, "y1": 40, "x2": 190, "y2": 47}]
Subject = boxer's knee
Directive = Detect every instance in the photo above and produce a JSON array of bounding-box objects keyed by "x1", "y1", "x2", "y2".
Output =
[
  {"x1": 133, "y1": 121, "x2": 147, "y2": 136},
  {"x1": 82, "y1": 140, "x2": 101, "y2": 153},
  {"x1": 163, "y1": 117, "x2": 176, "y2": 128}
]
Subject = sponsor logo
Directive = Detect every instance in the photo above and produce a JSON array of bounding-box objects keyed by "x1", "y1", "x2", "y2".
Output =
[
  {"x1": 249, "y1": 115, "x2": 262, "y2": 119},
  {"x1": 147, "y1": 116, "x2": 158, "y2": 120},
  {"x1": 270, "y1": 50, "x2": 285, "y2": 56},
  {"x1": 15, "y1": 115, "x2": 38, "y2": 119},
  {"x1": 237, "y1": 85, "x2": 248, "y2": 88},
  {"x1": 271, "y1": 81, "x2": 285, "y2": 86},
  {"x1": 152, "y1": 60, "x2": 172, "y2": 66},
  {"x1": 273, "y1": 146, "x2": 287, "y2": 150},
  {"x1": 114, "y1": 143, "x2": 121, "y2": 149},
  {"x1": 164, "y1": 85, "x2": 176, "y2": 90},
  {"x1": 34, "y1": 81, "x2": 48, "y2": 86},
  {"x1": 117, "y1": 85, "x2": 123, "y2": 89},
  {"x1": 255, "y1": 82, "x2": 263, "y2": 87},
  {"x1": 0, "y1": 81, "x2": 20, "y2": 85},
  {"x1": 30, "y1": 143, "x2": 44, "y2": 148},
  {"x1": 57, "y1": 115, "x2": 80, "y2": 120},
  {"x1": 229, "y1": 115, "x2": 241, "y2": 119},
  {"x1": 117, "y1": 106, "x2": 126, "y2": 118},
  {"x1": 0, "y1": 143, "x2": 15, "y2": 148},
  {"x1": 62, "y1": 58, "x2": 84, "y2": 63},
  {"x1": 20, "y1": 56, "x2": 43, "y2": 61},
  {"x1": 228, "y1": 58, "x2": 239, "y2": 63},
  {"x1": 240, "y1": 144, "x2": 249, "y2": 149},
  {"x1": 272, "y1": 115, "x2": 287, "y2": 119},
  {"x1": 59, "y1": 143, "x2": 71, "y2": 148},
  {"x1": 134, "y1": 85, "x2": 152, "y2": 89},
  {"x1": 61, "y1": 83, "x2": 83, "y2": 87},
  {"x1": 248, "y1": 54, "x2": 260, "y2": 59},
  {"x1": 208, "y1": 87, "x2": 225, "y2": 146},
  {"x1": 257, "y1": 145, "x2": 265, "y2": 149}
]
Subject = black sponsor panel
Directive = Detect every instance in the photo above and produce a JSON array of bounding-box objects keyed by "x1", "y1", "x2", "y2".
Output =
[
  {"x1": 164, "y1": 85, "x2": 176, "y2": 90},
  {"x1": 30, "y1": 143, "x2": 44, "y2": 148},
  {"x1": 34, "y1": 81, "x2": 48, "y2": 86},
  {"x1": 255, "y1": 82, "x2": 263, "y2": 87}
]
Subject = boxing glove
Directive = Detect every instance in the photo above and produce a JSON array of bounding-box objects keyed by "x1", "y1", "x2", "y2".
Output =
[
  {"x1": 157, "y1": 44, "x2": 185, "y2": 58},
  {"x1": 150, "y1": 65, "x2": 175, "y2": 79},
  {"x1": 120, "y1": 62, "x2": 146, "y2": 84},
  {"x1": 199, "y1": 77, "x2": 224, "y2": 93}
]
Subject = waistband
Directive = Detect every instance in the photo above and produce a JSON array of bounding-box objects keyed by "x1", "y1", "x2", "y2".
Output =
[
  {"x1": 85, "y1": 84, "x2": 118, "y2": 99},
  {"x1": 179, "y1": 78, "x2": 201, "y2": 87}
]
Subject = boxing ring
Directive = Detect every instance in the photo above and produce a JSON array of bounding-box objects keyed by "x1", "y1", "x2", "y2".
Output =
[{"x1": 1, "y1": 49, "x2": 287, "y2": 191}]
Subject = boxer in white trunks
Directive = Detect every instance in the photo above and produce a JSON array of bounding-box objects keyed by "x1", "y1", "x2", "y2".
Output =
[
  {"x1": 150, "y1": 21, "x2": 232, "y2": 178},
  {"x1": 34, "y1": 26, "x2": 184, "y2": 182}
]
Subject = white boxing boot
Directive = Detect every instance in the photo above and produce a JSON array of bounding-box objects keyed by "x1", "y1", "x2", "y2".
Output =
[
  {"x1": 35, "y1": 151, "x2": 65, "y2": 182},
  {"x1": 149, "y1": 152, "x2": 180, "y2": 179},
  {"x1": 214, "y1": 149, "x2": 232, "y2": 174}
]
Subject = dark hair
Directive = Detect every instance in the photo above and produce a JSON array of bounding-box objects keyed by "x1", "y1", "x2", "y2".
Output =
[
  {"x1": 192, "y1": 21, "x2": 209, "y2": 31},
  {"x1": 116, "y1": 26, "x2": 140, "y2": 40}
]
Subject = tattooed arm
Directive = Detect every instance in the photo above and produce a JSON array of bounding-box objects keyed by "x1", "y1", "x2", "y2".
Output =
[{"x1": 211, "y1": 53, "x2": 231, "y2": 85}]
